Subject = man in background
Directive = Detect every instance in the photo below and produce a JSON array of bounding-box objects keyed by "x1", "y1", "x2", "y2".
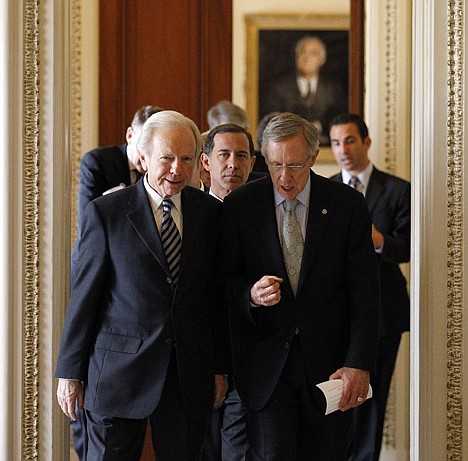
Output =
[
  {"x1": 200, "y1": 123, "x2": 256, "y2": 460},
  {"x1": 329, "y1": 113, "x2": 411, "y2": 461},
  {"x1": 77, "y1": 104, "x2": 163, "y2": 234},
  {"x1": 221, "y1": 112, "x2": 380, "y2": 460},
  {"x1": 264, "y1": 36, "x2": 346, "y2": 145},
  {"x1": 207, "y1": 100, "x2": 249, "y2": 130}
]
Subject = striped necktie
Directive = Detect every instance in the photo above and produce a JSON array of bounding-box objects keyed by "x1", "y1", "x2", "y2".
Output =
[
  {"x1": 349, "y1": 176, "x2": 364, "y2": 194},
  {"x1": 161, "y1": 200, "x2": 182, "y2": 285}
]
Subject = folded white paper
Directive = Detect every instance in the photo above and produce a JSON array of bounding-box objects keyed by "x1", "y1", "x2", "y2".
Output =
[{"x1": 316, "y1": 379, "x2": 373, "y2": 415}]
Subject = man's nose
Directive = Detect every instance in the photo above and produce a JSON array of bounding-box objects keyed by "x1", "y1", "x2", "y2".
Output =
[
  {"x1": 227, "y1": 154, "x2": 238, "y2": 168},
  {"x1": 170, "y1": 158, "x2": 182, "y2": 174}
]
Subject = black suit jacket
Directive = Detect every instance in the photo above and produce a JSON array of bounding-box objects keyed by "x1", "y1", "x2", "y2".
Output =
[
  {"x1": 221, "y1": 172, "x2": 380, "y2": 411},
  {"x1": 331, "y1": 167, "x2": 411, "y2": 335},
  {"x1": 57, "y1": 181, "x2": 228, "y2": 420},
  {"x1": 263, "y1": 74, "x2": 346, "y2": 144},
  {"x1": 77, "y1": 144, "x2": 132, "y2": 235}
]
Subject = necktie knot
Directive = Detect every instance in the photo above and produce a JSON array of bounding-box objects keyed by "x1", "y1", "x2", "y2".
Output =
[
  {"x1": 284, "y1": 199, "x2": 298, "y2": 212},
  {"x1": 349, "y1": 176, "x2": 364, "y2": 193},
  {"x1": 162, "y1": 199, "x2": 173, "y2": 214}
]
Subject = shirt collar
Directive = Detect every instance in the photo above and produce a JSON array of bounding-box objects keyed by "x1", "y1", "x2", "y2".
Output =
[
  {"x1": 209, "y1": 189, "x2": 224, "y2": 202},
  {"x1": 296, "y1": 75, "x2": 319, "y2": 97},
  {"x1": 341, "y1": 162, "x2": 374, "y2": 190}
]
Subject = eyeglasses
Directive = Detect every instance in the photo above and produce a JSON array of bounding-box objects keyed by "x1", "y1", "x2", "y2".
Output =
[{"x1": 267, "y1": 159, "x2": 311, "y2": 173}]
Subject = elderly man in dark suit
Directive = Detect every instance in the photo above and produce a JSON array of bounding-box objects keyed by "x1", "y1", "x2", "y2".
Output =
[
  {"x1": 57, "y1": 110, "x2": 229, "y2": 460},
  {"x1": 263, "y1": 36, "x2": 346, "y2": 145},
  {"x1": 221, "y1": 112, "x2": 380, "y2": 460},
  {"x1": 329, "y1": 113, "x2": 411, "y2": 461}
]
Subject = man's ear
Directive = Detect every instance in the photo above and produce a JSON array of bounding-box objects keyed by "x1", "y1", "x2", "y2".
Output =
[
  {"x1": 125, "y1": 126, "x2": 134, "y2": 144},
  {"x1": 309, "y1": 149, "x2": 319, "y2": 168},
  {"x1": 201, "y1": 152, "x2": 211, "y2": 171},
  {"x1": 249, "y1": 155, "x2": 257, "y2": 173},
  {"x1": 139, "y1": 150, "x2": 148, "y2": 172}
]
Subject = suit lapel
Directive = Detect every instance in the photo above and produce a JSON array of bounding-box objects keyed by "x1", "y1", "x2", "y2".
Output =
[
  {"x1": 178, "y1": 187, "x2": 201, "y2": 282},
  {"x1": 256, "y1": 179, "x2": 290, "y2": 281},
  {"x1": 297, "y1": 173, "x2": 331, "y2": 294},
  {"x1": 365, "y1": 168, "x2": 385, "y2": 214},
  {"x1": 127, "y1": 181, "x2": 171, "y2": 276}
]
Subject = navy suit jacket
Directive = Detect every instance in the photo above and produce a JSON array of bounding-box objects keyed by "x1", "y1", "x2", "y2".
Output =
[
  {"x1": 77, "y1": 144, "x2": 132, "y2": 235},
  {"x1": 221, "y1": 172, "x2": 380, "y2": 411},
  {"x1": 57, "y1": 180, "x2": 228, "y2": 420},
  {"x1": 331, "y1": 167, "x2": 411, "y2": 335}
]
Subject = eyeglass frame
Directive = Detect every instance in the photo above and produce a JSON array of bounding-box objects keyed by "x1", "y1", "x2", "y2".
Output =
[{"x1": 266, "y1": 156, "x2": 313, "y2": 173}]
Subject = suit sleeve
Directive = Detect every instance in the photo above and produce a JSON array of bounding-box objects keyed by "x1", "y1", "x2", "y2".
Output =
[
  {"x1": 220, "y1": 201, "x2": 258, "y2": 326},
  {"x1": 56, "y1": 201, "x2": 110, "y2": 380},
  {"x1": 344, "y1": 194, "x2": 381, "y2": 372},
  {"x1": 77, "y1": 152, "x2": 109, "y2": 235}
]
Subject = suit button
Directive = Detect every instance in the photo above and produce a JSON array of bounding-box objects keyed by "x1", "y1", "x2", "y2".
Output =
[
  {"x1": 166, "y1": 277, "x2": 172, "y2": 284},
  {"x1": 165, "y1": 338, "x2": 173, "y2": 345},
  {"x1": 285, "y1": 342, "x2": 290, "y2": 349}
]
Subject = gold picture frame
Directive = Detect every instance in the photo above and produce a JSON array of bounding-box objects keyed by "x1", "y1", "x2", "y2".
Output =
[{"x1": 245, "y1": 14, "x2": 351, "y2": 163}]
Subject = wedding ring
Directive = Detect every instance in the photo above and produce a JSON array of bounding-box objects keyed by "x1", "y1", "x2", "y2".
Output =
[{"x1": 357, "y1": 396, "x2": 364, "y2": 403}]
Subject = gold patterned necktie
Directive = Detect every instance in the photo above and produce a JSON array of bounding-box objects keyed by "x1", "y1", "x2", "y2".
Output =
[{"x1": 282, "y1": 199, "x2": 304, "y2": 296}]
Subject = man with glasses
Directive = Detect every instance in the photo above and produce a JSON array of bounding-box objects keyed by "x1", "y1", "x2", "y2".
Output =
[{"x1": 220, "y1": 112, "x2": 380, "y2": 460}]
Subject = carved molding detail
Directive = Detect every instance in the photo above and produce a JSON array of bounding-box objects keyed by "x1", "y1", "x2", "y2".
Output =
[
  {"x1": 71, "y1": 0, "x2": 82, "y2": 244},
  {"x1": 383, "y1": 0, "x2": 397, "y2": 175},
  {"x1": 23, "y1": 0, "x2": 40, "y2": 459},
  {"x1": 446, "y1": 0, "x2": 464, "y2": 458},
  {"x1": 381, "y1": 0, "x2": 397, "y2": 450}
]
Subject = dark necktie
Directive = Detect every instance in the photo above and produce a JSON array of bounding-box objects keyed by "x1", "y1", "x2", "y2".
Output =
[
  {"x1": 349, "y1": 176, "x2": 364, "y2": 194},
  {"x1": 161, "y1": 200, "x2": 182, "y2": 285},
  {"x1": 282, "y1": 199, "x2": 304, "y2": 295},
  {"x1": 304, "y1": 81, "x2": 315, "y2": 109}
]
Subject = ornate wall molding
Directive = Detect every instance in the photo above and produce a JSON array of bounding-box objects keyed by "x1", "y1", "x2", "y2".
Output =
[
  {"x1": 446, "y1": 0, "x2": 464, "y2": 458},
  {"x1": 383, "y1": 0, "x2": 397, "y2": 175},
  {"x1": 23, "y1": 0, "x2": 40, "y2": 459},
  {"x1": 70, "y1": 0, "x2": 82, "y2": 244},
  {"x1": 380, "y1": 0, "x2": 398, "y2": 450}
]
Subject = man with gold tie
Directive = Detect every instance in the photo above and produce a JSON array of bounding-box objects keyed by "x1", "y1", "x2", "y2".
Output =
[{"x1": 221, "y1": 112, "x2": 380, "y2": 460}]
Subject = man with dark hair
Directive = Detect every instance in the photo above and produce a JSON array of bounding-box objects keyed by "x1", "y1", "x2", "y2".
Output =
[
  {"x1": 329, "y1": 113, "x2": 411, "y2": 461},
  {"x1": 201, "y1": 123, "x2": 255, "y2": 461},
  {"x1": 57, "y1": 111, "x2": 229, "y2": 460},
  {"x1": 222, "y1": 112, "x2": 380, "y2": 460},
  {"x1": 202, "y1": 124, "x2": 256, "y2": 201}
]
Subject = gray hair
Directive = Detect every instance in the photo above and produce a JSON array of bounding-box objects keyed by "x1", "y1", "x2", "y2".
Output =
[
  {"x1": 261, "y1": 112, "x2": 319, "y2": 159},
  {"x1": 207, "y1": 100, "x2": 249, "y2": 129},
  {"x1": 137, "y1": 110, "x2": 201, "y2": 159},
  {"x1": 295, "y1": 35, "x2": 327, "y2": 61}
]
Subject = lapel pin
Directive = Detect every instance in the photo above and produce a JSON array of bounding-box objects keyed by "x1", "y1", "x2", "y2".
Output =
[{"x1": 322, "y1": 209, "x2": 328, "y2": 214}]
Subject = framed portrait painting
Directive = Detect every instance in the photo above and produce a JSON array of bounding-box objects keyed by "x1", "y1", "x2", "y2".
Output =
[{"x1": 245, "y1": 14, "x2": 356, "y2": 162}]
